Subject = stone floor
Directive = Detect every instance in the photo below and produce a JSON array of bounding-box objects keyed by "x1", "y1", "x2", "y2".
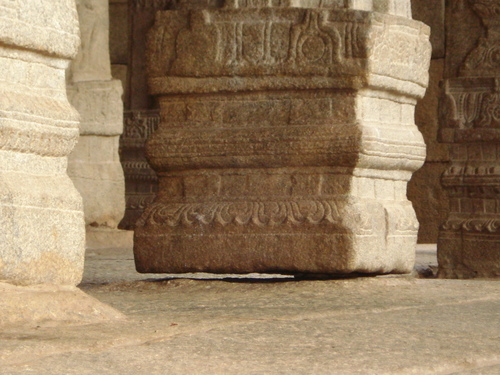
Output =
[{"x1": 1, "y1": 241, "x2": 499, "y2": 374}]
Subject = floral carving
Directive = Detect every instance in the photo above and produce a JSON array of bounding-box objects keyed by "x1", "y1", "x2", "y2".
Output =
[
  {"x1": 442, "y1": 216, "x2": 500, "y2": 233},
  {"x1": 143, "y1": 200, "x2": 343, "y2": 227}
]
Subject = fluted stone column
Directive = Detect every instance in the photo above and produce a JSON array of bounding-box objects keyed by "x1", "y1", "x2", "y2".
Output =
[
  {"x1": 438, "y1": 0, "x2": 500, "y2": 278},
  {"x1": 134, "y1": 0, "x2": 431, "y2": 275},
  {"x1": 67, "y1": 0, "x2": 126, "y2": 231},
  {"x1": 0, "y1": 0, "x2": 85, "y2": 284}
]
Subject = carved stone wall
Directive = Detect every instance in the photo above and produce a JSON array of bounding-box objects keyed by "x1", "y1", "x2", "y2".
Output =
[
  {"x1": 438, "y1": 0, "x2": 500, "y2": 278},
  {"x1": 134, "y1": 1, "x2": 431, "y2": 275},
  {"x1": 67, "y1": 0, "x2": 125, "y2": 229},
  {"x1": 0, "y1": 0, "x2": 85, "y2": 284}
]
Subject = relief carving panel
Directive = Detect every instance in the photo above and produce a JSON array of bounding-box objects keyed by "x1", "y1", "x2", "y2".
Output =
[{"x1": 438, "y1": 0, "x2": 500, "y2": 278}]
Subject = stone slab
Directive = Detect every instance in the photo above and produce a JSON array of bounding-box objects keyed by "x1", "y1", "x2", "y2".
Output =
[
  {"x1": 0, "y1": 274, "x2": 498, "y2": 374},
  {"x1": 67, "y1": 80, "x2": 124, "y2": 136}
]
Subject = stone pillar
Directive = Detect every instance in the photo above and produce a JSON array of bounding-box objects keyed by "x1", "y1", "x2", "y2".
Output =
[
  {"x1": 120, "y1": 110, "x2": 160, "y2": 229},
  {"x1": 67, "y1": 0, "x2": 126, "y2": 232},
  {"x1": 438, "y1": 0, "x2": 500, "y2": 278},
  {"x1": 0, "y1": 0, "x2": 85, "y2": 284},
  {"x1": 134, "y1": 0, "x2": 431, "y2": 275},
  {"x1": 119, "y1": 0, "x2": 174, "y2": 230}
]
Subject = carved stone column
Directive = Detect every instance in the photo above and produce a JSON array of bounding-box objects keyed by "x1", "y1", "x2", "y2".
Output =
[
  {"x1": 67, "y1": 0, "x2": 126, "y2": 231},
  {"x1": 438, "y1": 0, "x2": 500, "y2": 278},
  {"x1": 0, "y1": 0, "x2": 85, "y2": 284},
  {"x1": 119, "y1": 0, "x2": 173, "y2": 229},
  {"x1": 134, "y1": 0, "x2": 431, "y2": 275}
]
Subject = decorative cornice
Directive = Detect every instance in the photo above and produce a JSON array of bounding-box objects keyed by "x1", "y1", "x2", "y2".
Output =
[{"x1": 442, "y1": 216, "x2": 500, "y2": 233}]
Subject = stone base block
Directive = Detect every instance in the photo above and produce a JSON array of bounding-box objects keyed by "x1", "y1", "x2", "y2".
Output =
[
  {"x1": 438, "y1": 230, "x2": 500, "y2": 279},
  {"x1": 135, "y1": 193, "x2": 418, "y2": 275}
]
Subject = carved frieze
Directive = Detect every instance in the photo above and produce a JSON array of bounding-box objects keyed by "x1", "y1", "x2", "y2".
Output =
[
  {"x1": 439, "y1": 78, "x2": 500, "y2": 139},
  {"x1": 147, "y1": 8, "x2": 430, "y2": 94}
]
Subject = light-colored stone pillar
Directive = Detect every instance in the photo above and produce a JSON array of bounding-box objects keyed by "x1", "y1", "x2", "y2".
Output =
[
  {"x1": 438, "y1": 0, "x2": 500, "y2": 278},
  {"x1": 134, "y1": 0, "x2": 431, "y2": 275},
  {"x1": 0, "y1": 0, "x2": 85, "y2": 284},
  {"x1": 67, "y1": 0, "x2": 126, "y2": 233}
]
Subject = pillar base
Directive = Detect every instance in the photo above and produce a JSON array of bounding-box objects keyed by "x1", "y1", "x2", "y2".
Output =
[{"x1": 135, "y1": 172, "x2": 418, "y2": 275}]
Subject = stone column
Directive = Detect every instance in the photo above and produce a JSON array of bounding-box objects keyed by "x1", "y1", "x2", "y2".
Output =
[
  {"x1": 67, "y1": 0, "x2": 126, "y2": 233},
  {"x1": 119, "y1": 0, "x2": 173, "y2": 230},
  {"x1": 0, "y1": 0, "x2": 85, "y2": 284},
  {"x1": 438, "y1": 0, "x2": 500, "y2": 278},
  {"x1": 134, "y1": 0, "x2": 431, "y2": 275}
]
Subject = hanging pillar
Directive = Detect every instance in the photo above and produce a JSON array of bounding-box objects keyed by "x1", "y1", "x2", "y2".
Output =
[
  {"x1": 67, "y1": 0, "x2": 126, "y2": 240},
  {"x1": 438, "y1": 0, "x2": 500, "y2": 278},
  {"x1": 134, "y1": 0, "x2": 431, "y2": 275}
]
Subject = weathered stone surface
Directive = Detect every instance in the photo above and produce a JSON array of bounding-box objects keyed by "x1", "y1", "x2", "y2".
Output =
[
  {"x1": 67, "y1": 0, "x2": 112, "y2": 83},
  {"x1": 0, "y1": 282, "x2": 125, "y2": 328},
  {"x1": 128, "y1": 0, "x2": 175, "y2": 110},
  {"x1": 2, "y1": 259, "x2": 500, "y2": 375},
  {"x1": 411, "y1": 0, "x2": 445, "y2": 59},
  {"x1": 67, "y1": 0, "x2": 126, "y2": 230},
  {"x1": 414, "y1": 59, "x2": 448, "y2": 162},
  {"x1": 408, "y1": 162, "x2": 449, "y2": 244},
  {"x1": 120, "y1": 110, "x2": 159, "y2": 229},
  {"x1": 444, "y1": 0, "x2": 485, "y2": 79},
  {"x1": 134, "y1": 3, "x2": 431, "y2": 275},
  {"x1": 438, "y1": 0, "x2": 500, "y2": 278},
  {"x1": 407, "y1": 59, "x2": 449, "y2": 244},
  {"x1": 85, "y1": 228, "x2": 134, "y2": 250},
  {"x1": 68, "y1": 134, "x2": 125, "y2": 228},
  {"x1": 0, "y1": 0, "x2": 85, "y2": 285},
  {"x1": 67, "y1": 81, "x2": 125, "y2": 228},
  {"x1": 110, "y1": 0, "x2": 129, "y2": 65},
  {"x1": 112, "y1": 64, "x2": 129, "y2": 108}
]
